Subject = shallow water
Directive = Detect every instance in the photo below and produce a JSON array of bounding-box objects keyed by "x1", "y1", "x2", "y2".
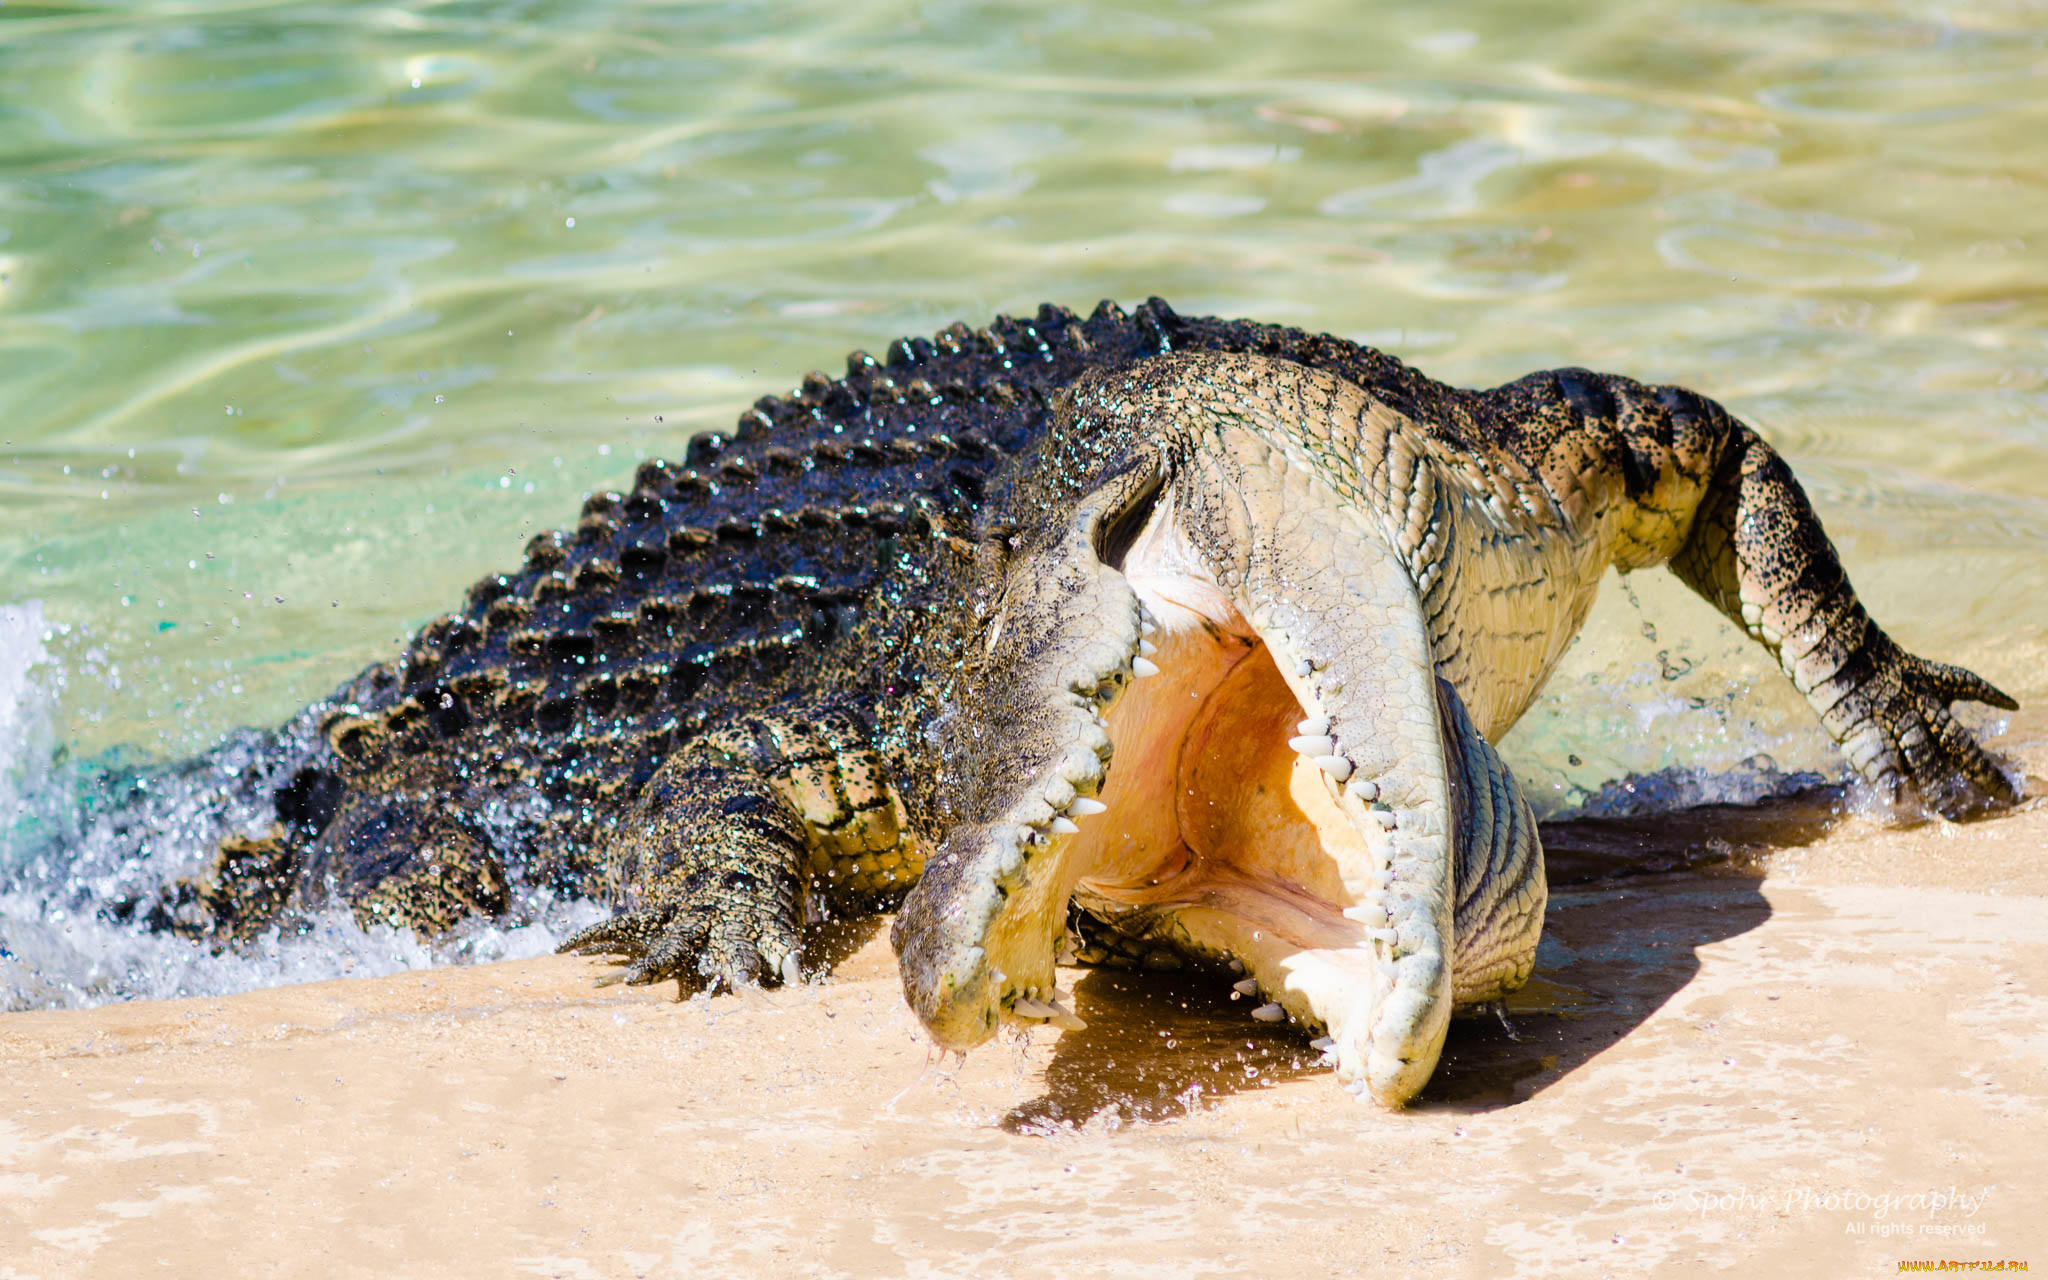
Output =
[{"x1": 3, "y1": 0, "x2": 2045, "y2": 1006}]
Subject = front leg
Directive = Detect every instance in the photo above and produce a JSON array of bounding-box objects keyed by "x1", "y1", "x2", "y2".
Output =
[
  {"x1": 1665, "y1": 418, "x2": 2019, "y2": 816},
  {"x1": 560, "y1": 705, "x2": 921, "y2": 992},
  {"x1": 1503, "y1": 370, "x2": 2020, "y2": 818}
]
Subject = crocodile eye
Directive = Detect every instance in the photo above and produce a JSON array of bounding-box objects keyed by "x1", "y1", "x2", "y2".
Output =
[{"x1": 1096, "y1": 471, "x2": 1164, "y2": 569}]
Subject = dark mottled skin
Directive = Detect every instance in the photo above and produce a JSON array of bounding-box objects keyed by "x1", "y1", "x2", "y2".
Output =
[{"x1": 121, "y1": 298, "x2": 2017, "y2": 990}]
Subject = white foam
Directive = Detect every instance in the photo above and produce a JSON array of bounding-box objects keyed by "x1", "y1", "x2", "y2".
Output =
[
  {"x1": 0, "y1": 599, "x2": 611, "y2": 1012},
  {"x1": 0, "y1": 887, "x2": 608, "y2": 1012}
]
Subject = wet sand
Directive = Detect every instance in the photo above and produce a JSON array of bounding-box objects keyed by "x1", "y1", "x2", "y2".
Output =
[{"x1": 5, "y1": 733, "x2": 2046, "y2": 1278}]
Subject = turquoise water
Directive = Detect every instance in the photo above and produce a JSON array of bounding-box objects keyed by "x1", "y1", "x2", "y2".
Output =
[{"x1": 3, "y1": 0, "x2": 2045, "y2": 1003}]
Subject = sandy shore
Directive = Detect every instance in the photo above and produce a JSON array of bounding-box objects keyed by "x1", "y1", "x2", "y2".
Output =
[{"x1": 6, "y1": 733, "x2": 2046, "y2": 1278}]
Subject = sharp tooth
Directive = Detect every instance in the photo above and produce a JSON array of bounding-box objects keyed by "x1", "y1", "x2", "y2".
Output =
[
  {"x1": 1310, "y1": 1036, "x2": 1337, "y2": 1052},
  {"x1": 1232, "y1": 978, "x2": 1259, "y2": 996},
  {"x1": 1069, "y1": 796, "x2": 1108, "y2": 816},
  {"x1": 1346, "y1": 776, "x2": 1380, "y2": 802},
  {"x1": 1366, "y1": 928, "x2": 1398, "y2": 944},
  {"x1": 1138, "y1": 613, "x2": 1158, "y2": 635},
  {"x1": 1012, "y1": 996, "x2": 1086, "y2": 1030},
  {"x1": 1293, "y1": 659, "x2": 1315, "y2": 678},
  {"x1": 1289, "y1": 734, "x2": 1336, "y2": 757},
  {"x1": 1049, "y1": 816, "x2": 1080, "y2": 835},
  {"x1": 1137, "y1": 638, "x2": 1157, "y2": 656},
  {"x1": 1313, "y1": 755, "x2": 1354, "y2": 782},
  {"x1": 1366, "y1": 868, "x2": 1394, "y2": 887},
  {"x1": 1379, "y1": 961, "x2": 1401, "y2": 982},
  {"x1": 1250, "y1": 1002, "x2": 1285, "y2": 1022},
  {"x1": 1367, "y1": 808, "x2": 1397, "y2": 831},
  {"x1": 1130, "y1": 656, "x2": 1161, "y2": 678},
  {"x1": 1296, "y1": 716, "x2": 1330, "y2": 737}
]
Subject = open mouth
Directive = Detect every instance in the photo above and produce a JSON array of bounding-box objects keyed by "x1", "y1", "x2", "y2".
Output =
[
  {"x1": 1057, "y1": 507, "x2": 1398, "y2": 1040},
  {"x1": 893, "y1": 463, "x2": 1546, "y2": 1108}
]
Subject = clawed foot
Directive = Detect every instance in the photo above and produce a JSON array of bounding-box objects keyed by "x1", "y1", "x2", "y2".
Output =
[
  {"x1": 558, "y1": 868, "x2": 804, "y2": 994},
  {"x1": 1842, "y1": 644, "x2": 2021, "y2": 820}
]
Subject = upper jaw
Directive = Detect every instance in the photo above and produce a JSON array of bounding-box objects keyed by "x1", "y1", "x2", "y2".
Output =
[{"x1": 890, "y1": 604, "x2": 1140, "y2": 1050}]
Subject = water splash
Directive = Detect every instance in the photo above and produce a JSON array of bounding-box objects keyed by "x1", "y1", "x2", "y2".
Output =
[
  {"x1": 0, "y1": 602, "x2": 55, "y2": 837},
  {"x1": 0, "y1": 604, "x2": 604, "y2": 1012},
  {"x1": 1552, "y1": 754, "x2": 1836, "y2": 821}
]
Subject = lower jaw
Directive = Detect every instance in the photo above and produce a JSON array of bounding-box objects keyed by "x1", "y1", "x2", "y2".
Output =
[{"x1": 1058, "y1": 870, "x2": 1433, "y2": 1103}]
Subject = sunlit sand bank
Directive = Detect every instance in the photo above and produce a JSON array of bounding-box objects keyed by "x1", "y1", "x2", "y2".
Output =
[{"x1": 6, "y1": 729, "x2": 2045, "y2": 1278}]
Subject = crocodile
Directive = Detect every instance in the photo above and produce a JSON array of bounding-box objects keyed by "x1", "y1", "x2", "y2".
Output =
[{"x1": 110, "y1": 297, "x2": 2018, "y2": 1107}]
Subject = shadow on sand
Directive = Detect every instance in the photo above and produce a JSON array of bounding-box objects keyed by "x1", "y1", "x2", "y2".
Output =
[{"x1": 1000, "y1": 786, "x2": 1857, "y2": 1132}]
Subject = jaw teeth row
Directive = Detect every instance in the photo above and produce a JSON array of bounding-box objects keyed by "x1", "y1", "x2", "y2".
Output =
[
  {"x1": 1130, "y1": 604, "x2": 1161, "y2": 677},
  {"x1": 1291, "y1": 712, "x2": 1380, "y2": 798},
  {"x1": 1012, "y1": 712, "x2": 1118, "y2": 850},
  {"x1": 1285, "y1": 718, "x2": 1355, "y2": 783},
  {"x1": 993, "y1": 731, "x2": 1120, "y2": 1017}
]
